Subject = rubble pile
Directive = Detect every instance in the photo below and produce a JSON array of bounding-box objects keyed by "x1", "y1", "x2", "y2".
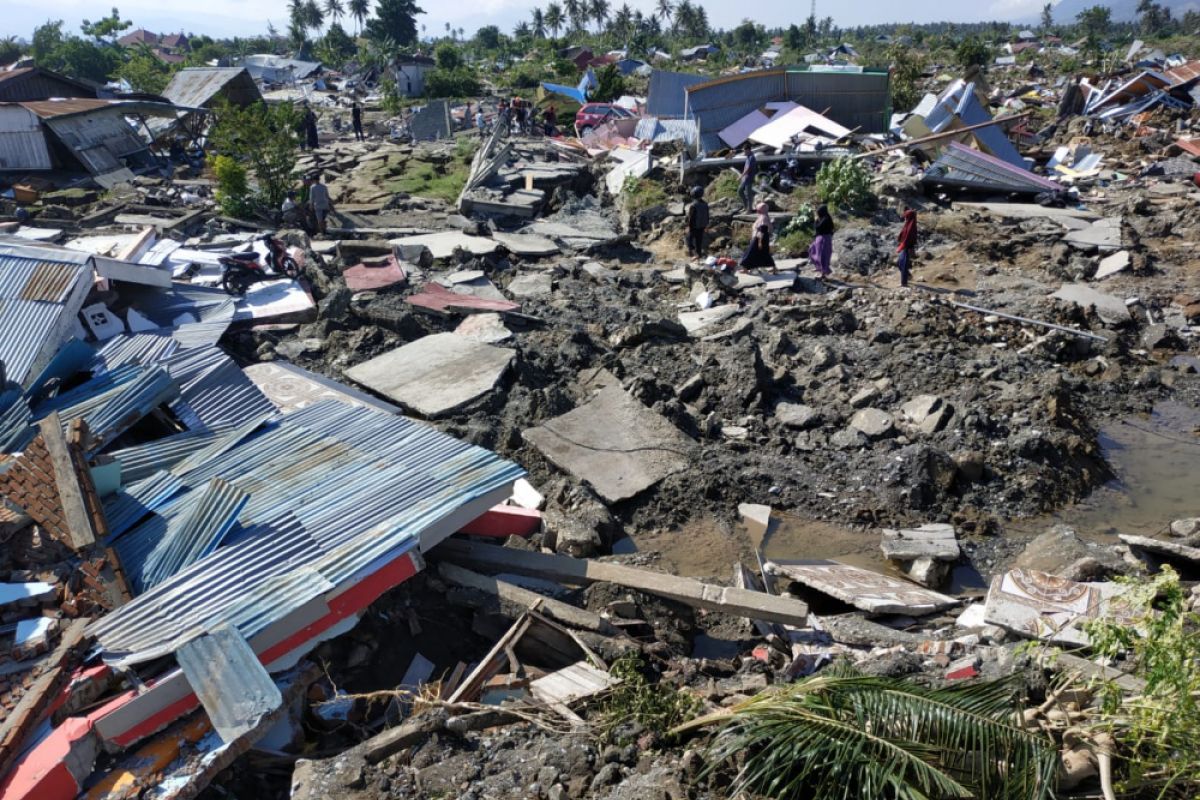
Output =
[{"x1": 1, "y1": 39, "x2": 1200, "y2": 800}]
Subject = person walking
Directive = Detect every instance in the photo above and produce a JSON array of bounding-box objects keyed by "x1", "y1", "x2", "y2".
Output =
[
  {"x1": 304, "y1": 106, "x2": 319, "y2": 150},
  {"x1": 543, "y1": 104, "x2": 556, "y2": 136},
  {"x1": 475, "y1": 108, "x2": 486, "y2": 139},
  {"x1": 739, "y1": 202, "x2": 775, "y2": 269},
  {"x1": 351, "y1": 101, "x2": 365, "y2": 141},
  {"x1": 738, "y1": 142, "x2": 758, "y2": 213},
  {"x1": 684, "y1": 186, "x2": 709, "y2": 259},
  {"x1": 308, "y1": 173, "x2": 333, "y2": 236},
  {"x1": 896, "y1": 206, "x2": 918, "y2": 288},
  {"x1": 808, "y1": 204, "x2": 834, "y2": 279}
]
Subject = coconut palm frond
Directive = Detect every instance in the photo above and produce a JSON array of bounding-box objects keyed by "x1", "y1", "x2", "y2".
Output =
[{"x1": 702, "y1": 670, "x2": 1059, "y2": 800}]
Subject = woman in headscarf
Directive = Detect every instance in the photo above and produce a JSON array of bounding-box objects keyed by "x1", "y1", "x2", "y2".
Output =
[
  {"x1": 896, "y1": 206, "x2": 918, "y2": 288},
  {"x1": 808, "y1": 205, "x2": 834, "y2": 278},
  {"x1": 739, "y1": 202, "x2": 775, "y2": 269}
]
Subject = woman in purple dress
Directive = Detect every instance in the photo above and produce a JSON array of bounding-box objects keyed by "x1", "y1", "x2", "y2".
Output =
[{"x1": 808, "y1": 204, "x2": 834, "y2": 278}]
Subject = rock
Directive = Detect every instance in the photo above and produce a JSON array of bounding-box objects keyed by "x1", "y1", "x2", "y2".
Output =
[
  {"x1": 1170, "y1": 518, "x2": 1200, "y2": 538},
  {"x1": 900, "y1": 395, "x2": 954, "y2": 434},
  {"x1": 675, "y1": 374, "x2": 705, "y2": 402},
  {"x1": 1012, "y1": 525, "x2": 1123, "y2": 578},
  {"x1": 849, "y1": 385, "x2": 880, "y2": 408},
  {"x1": 1142, "y1": 324, "x2": 1181, "y2": 351},
  {"x1": 952, "y1": 449, "x2": 985, "y2": 483},
  {"x1": 774, "y1": 402, "x2": 821, "y2": 430},
  {"x1": 849, "y1": 408, "x2": 895, "y2": 439},
  {"x1": 590, "y1": 763, "x2": 622, "y2": 790},
  {"x1": 543, "y1": 503, "x2": 614, "y2": 558},
  {"x1": 507, "y1": 272, "x2": 554, "y2": 298},
  {"x1": 392, "y1": 242, "x2": 433, "y2": 268},
  {"x1": 901, "y1": 556, "x2": 950, "y2": 589},
  {"x1": 830, "y1": 428, "x2": 867, "y2": 449},
  {"x1": 1093, "y1": 250, "x2": 1131, "y2": 279},
  {"x1": 809, "y1": 344, "x2": 836, "y2": 371}
]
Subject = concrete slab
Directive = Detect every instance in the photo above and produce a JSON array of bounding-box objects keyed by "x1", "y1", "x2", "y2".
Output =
[
  {"x1": 1063, "y1": 217, "x2": 1123, "y2": 251},
  {"x1": 344, "y1": 333, "x2": 514, "y2": 418},
  {"x1": 1093, "y1": 250, "x2": 1131, "y2": 280},
  {"x1": 389, "y1": 232, "x2": 499, "y2": 260},
  {"x1": 678, "y1": 305, "x2": 740, "y2": 335},
  {"x1": 342, "y1": 255, "x2": 407, "y2": 292},
  {"x1": 454, "y1": 312, "x2": 512, "y2": 344},
  {"x1": 506, "y1": 272, "x2": 553, "y2": 298},
  {"x1": 881, "y1": 523, "x2": 959, "y2": 561},
  {"x1": 440, "y1": 276, "x2": 509, "y2": 303},
  {"x1": 235, "y1": 280, "x2": 316, "y2": 324},
  {"x1": 523, "y1": 384, "x2": 695, "y2": 503},
  {"x1": 492, "y1": 232, "x2": 560, "y2": 257},
  {"x1": 243, "y1": 361, "x2": 403, "y2": 415},
  {"x1": 1119, "y1": 534, "x2": 1200, "y2": 564},
  {"x1": 957, "y1": 202, "x2": 1099, "y2": 222},
  {"x1": 983, "y1": 568, "x2": 1135, "y2": 646},
  {"x1": 768, "y1": 560, "x2": 959, "y2": 616},
  {"x1": 1051, "y1": 283, "x2": 1131, "y2": 325}
]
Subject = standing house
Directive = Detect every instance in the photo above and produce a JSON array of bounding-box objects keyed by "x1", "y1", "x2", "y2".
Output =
[
  {"x1": 391, "y1": 55, "x2": 436, "y2": 97},
  {"x1": 0, "y1": 67, "x2": 97, "y2": 103}
]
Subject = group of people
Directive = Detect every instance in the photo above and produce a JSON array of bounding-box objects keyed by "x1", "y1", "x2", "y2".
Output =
[
  {"x1": 489, "y1": 97, "x2": 557, "y2": 138},
  {"x1": 684, "y1": 174, "x2": 919, "y2": 287},
  {"x1": 281, "y1": 172, "x2": 334, "y2": 236}
]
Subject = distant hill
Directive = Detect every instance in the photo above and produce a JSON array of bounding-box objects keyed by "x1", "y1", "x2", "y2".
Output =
[{"x1": 1049, "y1": 0, "x2": 1200, "y2": 24}]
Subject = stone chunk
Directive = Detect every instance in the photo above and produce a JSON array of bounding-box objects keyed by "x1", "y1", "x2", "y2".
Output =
[
  {"x1": 507, "y1": 272, "x2": 553, "y2": 298},
  {"x1": 775, "y1": 402, "x2": 821, "y2": 430},
  {"x1": 849, "y1": 408, "x2": 895, "y2": 439},
  {"x1": 1093, "y1": 250, "x2": 1130, "y2": 280}
]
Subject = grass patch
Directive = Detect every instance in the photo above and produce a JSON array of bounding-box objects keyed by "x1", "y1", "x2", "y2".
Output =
[
  {"x1": 707, "y1": 170, "x2": 741, "y2": 202},
  {"x1": 620, "y1": 176, "x2": 669, "y2": 214},
  {"x1": 385, "y1": 138, "x2": 478, "y2": 204}
]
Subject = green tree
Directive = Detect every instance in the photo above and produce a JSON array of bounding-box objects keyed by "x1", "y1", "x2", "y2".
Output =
[
  {"x1": 589, "y1": 0, "x2": 610, "y2": 34},
  {"x1": 0, "y1": 36, "x2": 22, "y2": 66},
  {"x1": 31, "y1": 20, "x2": 65, "y2": 66},
  {"x1": 785, "y1": 23, "x2": 803, "y2": 51},
  {"x1": 1076, "y1": 5, "x2": 1111, "y2": 38},
  {"x1": 732, "y1": 19, "x2": 761, "y2": 50},
  {"x1": 81, "y1": 7, "x2": 131, "y2": 44},
  {"x1": 656, "y1": 0, "x2": 674, "y2": 31},
  {"x1": 318, "y1": 22, "x2": 356, "y2": 67},
  {"x1": 545, "y1": 3, "x2": 565, "y2": 40},
  {"x1": 888, "y1": 45, "x2": 923, "y2": 113},
  {"x1": 475, "y1": 25, "x2": 501, "y2": 50},
  {"x1": 435, "y1": 41, "x2": 462, "y2": 70},
  {"x1": 955, "y1": 35, "x2": 991, "y2": 69},
  {"x1": 348, "y1": 0, "x2": 370, "y2": 34},
  {"x1": 513, "y1": 21, "x2": 532, "y2": 40},
  {"x1": 365, "y1": 0, "x2": 423, "y2": 46},
  {"x1": 592, "y1": 63, "x2": 626, "y2": 101},
  {"x1": 324, "y1": 0, "x2": 345, "y2": 27},
  {"x1": 54, "y1": 38, "x2": 122, "y2": 83},
  {"x1": 1040, "y1": 3, "x2": 1053, "y2": 31},
  {"x1": 116, "y1": 44, "x2": 173, "y2": 93},
  {"x1": 207, "y1": 100, "x2": 302, "y2": 213},
  {"x1": 531, "y1": 8, "x2": 546, "y2": 38}
]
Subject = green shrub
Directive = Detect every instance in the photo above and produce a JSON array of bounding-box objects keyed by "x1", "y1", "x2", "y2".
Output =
[
  {"x1": 816, "y1": 157, "x2": 874, "y2": 214},
  {"x1": 776, "y1": 202, "x2": 815, "y2": 255},
  {"x1": 425, "y1": 68, "x2": 481, "y2": 98},
  {"x1": 211, "y1": 155, "x2": 251, "y2": 218},
  {"x1": 706, "y1": 171, "x2": 741, "y2": 202},
  {"x1": 620, "y1": 176, "x2": 668, "y2": 212},
  {"x1": 599, "y1": 654, "x2": 701, "y2": 745},
  {"x1": 207, "y1": 100, "x2": 301, "y2": 215}
]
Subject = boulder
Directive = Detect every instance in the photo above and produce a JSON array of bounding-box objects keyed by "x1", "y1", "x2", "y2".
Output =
[
  {"x1": 849, "y1": 408, "x2": 895, "y2": 439},
  {"x1": 775, "y1": 402, "x2": 821, "y2": 430}
]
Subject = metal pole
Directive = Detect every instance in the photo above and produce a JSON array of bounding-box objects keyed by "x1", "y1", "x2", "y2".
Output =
[{"x1": 934, "y1": 296, "x2": 1108, "y2": 343}]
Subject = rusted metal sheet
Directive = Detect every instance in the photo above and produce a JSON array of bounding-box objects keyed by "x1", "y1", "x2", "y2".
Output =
[{"x1": 176, "y1": 624, "x2": 282, "y2": 744}]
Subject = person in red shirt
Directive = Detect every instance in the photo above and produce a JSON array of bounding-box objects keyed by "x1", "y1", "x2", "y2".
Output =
[{"x1": 896, "y1": 207, "x2": 918, "y2": 288}]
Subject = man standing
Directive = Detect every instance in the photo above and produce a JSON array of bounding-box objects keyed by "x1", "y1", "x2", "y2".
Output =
[
  {"x1": 304, "y1": 106, "x2": 319, "y2": 150},
  {"x1": 684, "y1": 186, "x2": 709, "y2": 258},
  {"x1": 351, "y1": 101, "x2": 365, "y2": 141},
  {"x1": 475, "y1": 108, "x2": 486, "y2": 139},
  {"x1": 308, "y1": 173, "x2": 333, "y2": 236},
  {"x1": 738, "y1": 142, "x2": 757, "y2": 213}
]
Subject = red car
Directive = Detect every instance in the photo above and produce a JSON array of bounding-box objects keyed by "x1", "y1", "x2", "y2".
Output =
[{"x1": 575, "y1": 103, "x2": 636, "y2": 136}]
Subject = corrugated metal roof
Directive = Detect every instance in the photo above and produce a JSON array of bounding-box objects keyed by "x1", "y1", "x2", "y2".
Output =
[
  {"x1": 646, "y1": 70, "x2": 708, "y2": 118},
  {"x1": 686, "y1": 68, "x2": 891, "y2": 151},
  {"x1": 88, "y1": 400, "x2": 525, "y2": 667},
  {"x1": 0, "y1": 392, "x2": 31, "y2": 453},
  {"x1": 163, "y1": 68, "x2": 262, "y2": 109},
  {"x1": 176, "y1": 623, "x2": 282, "y2": 744},
  {"x1": 0, "y1": 251, "x2": 91, "y2": 389},
  {"x1": 108, "y1": 427, "x2": 229, "y2": 482},
  {"x1": 923, "y1": 141, "x2": 1060, "y2": 194},
  {"x1": 103, "y1": 469, "x2": 186, "y2": 538},
  {"x1": 0, "y1": 105, "x2": 52, "y2": 170},
  {"x1": 162, "y1": 345, "x2": 276, "y2": 430}
]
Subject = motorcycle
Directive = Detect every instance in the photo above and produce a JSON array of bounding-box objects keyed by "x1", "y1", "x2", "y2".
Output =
[{"x1": 219, "y1": 234, "x2": 301, "y2": 296}]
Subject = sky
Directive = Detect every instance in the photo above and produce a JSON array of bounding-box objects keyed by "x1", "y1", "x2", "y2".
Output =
[{"x1": 4, "y1": 0, "x2": 1060, "y2": 43}]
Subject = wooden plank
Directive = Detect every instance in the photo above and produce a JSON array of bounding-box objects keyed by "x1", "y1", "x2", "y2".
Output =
[
  {"x1": 447, "y1": 613, "x2": 533, "y2": 704},
  {"x1": 437, "y1": 562, "x2": 615, "y2": 634},
  {"x1": 37, "y1": 414, "x2": 96, "y2": 549},
  {"x1": 437, "y1": 539, "x2": 810, "y2": 626}
]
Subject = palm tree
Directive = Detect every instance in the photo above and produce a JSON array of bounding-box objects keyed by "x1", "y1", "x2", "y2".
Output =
[
  {"x1": 565, "y1": 0, "x2": 586, "y2": 34},
  {"x1": 545, "y1": 3, "x2": 564, "y2": 40},
  {"x1": 302, "y1": 0, "x2": 324, "y2": 34},
  {"x1": 674, "y1": 0, "x2": 694, "y2": 38},
  {"x1": 288, "y1": 0, "x2": 308, "y2": 38},
  {"x1": 348, "y1": 0, "x2": 369, "y2": 34},
  {"x1": 445, "y1": 21, "x2": 451, "y2": 38},
  {"x1": 656, "y1": 0, "x2": 673, "y2": 31},
  {"x1": 589, "y1": 0, "x2": 610, "y2": 34},
  {"x1": 613, "y1": 4, "x2": 633, "y2": 41},
  {"x1": 514, "y1": 20, "x2": 532, "y2": 39},
  {"x1": 532, "y1": 8, "x2": 546, "y2": 39},
  {"x1": 692, "y1": 5, "x2": 708, "y2": 38},
  {"x1": 324, "y1": 0, "x2": 345, "y2": 28},
  {"x1": 679, "y1": 669, "x2": 1059, "y2": 800}
]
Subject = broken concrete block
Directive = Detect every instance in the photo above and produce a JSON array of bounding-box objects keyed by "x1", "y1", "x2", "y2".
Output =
[
  {"x1": 775, "y1": 402, "x2": 821, "y2": 430},
  {"x1": 881, "y1": 523, "x2": 959, "y2": 561},
  {"x1": 523, "y1": 384, "x2": 695, "y2": 504},
  {"x1": 983, "y1": 569, "x2": 1136, "y2": 646},
  {"x1": 767, "y1": 560, "x2": 959, "y2": 616},
  {"x1": 944, "y1": 655, "x2": 980, "y2": 680},
  {"x1": 1093, "y1": 250, "x2": 1130, "y2": 280},
  {"x1": 900, "y1": 556, "x2": 950, "y2": 589},
  {"x1": 1012, "y1": 525, "x2": 1122, "y2": 578},
  {"x1": 1119, "y1": 534, "x2": 1200, "y2": 565},
  {"x1": 678, "y1": 305, "x2": 740, "y2": 336},
  {"x1": 492, "y1": 232, "x2": 559, "y2": 257},
  {"x1": 506, "y1": 272, "x2": 553, "y2": 298},
  {"x1": 509, "y1": 478, "x2": 545, "y2": 510},
  {"x1": 343, "y1": 333, "x2": 514, "y2": 418},
  {"x1": 738, "y1": 503, "x2": 772, "y2": 539},
  {"x1": 849, "y1": 408, "x2": 895, "y2": 439},
  {"x1": 849, "y1": 385, "x2": 880, "y2": 408},
  {"x1": 1169, "y1": 518, "x2": 1200, "y2": 538},
  {"x1": 1051, "y1": 283, "x2": 1131, "y2": 326},
  {"x1": 454, "y1": 312, "x2": 512, "y2": 344},
  {"x1": 390, "y1": 232, "x2": 499, "y2": 260}
]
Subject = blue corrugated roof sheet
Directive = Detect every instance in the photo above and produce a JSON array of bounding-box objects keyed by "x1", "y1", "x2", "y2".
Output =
[
  {"x1": 0, "y1": 252, "x2": 92, "y2": 388},
  {"x1": 88, "y1": 400, "x2": 525, "y2": 667}
]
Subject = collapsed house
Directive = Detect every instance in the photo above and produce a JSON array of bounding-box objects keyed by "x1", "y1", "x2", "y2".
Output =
[{"x1": 0, "y1": 68, "x2": 96, "y2": 104}]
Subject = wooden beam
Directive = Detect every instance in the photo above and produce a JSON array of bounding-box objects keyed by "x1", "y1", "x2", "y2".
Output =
[
  {"x1": 37, "y1": 414, "x2": 96, "y2": 549},
  {"x1": 438, "y1": 562, "x2": 615, "y2": 635},
  {"x1": 436, "y1": 539, "x2": 810, "y2": 626}
]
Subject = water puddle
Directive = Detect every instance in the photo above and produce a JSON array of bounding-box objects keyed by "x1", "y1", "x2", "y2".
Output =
[
  {"x1": 761, "y1": 514, "x2": 885, "y2": 570},
  {"x1": 1009, "y1": 401, "x2": 1200, "y2": 540}
]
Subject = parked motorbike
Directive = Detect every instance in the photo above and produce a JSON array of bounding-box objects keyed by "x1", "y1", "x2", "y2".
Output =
[{"x1": 219, "y1": 234, "x2": 301, "y2": 296}]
